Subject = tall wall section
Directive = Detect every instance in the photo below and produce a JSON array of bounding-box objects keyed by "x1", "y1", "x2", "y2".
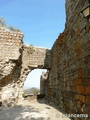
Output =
[
  {"x1": 20, "y1": 45, "x2": 51, "y2": 96},
  {"x1": 0, "y1": 27, "x2": 23, "y2": 106},
  {"x1": 47, "y1": 0, "x2": 90, "y2": 118},
  {"x1": 0, "y1": 27, "x2": 51, "y2": 107},
  {"x1": 40, "y1": 71, "x2": 49, "y2": 95}
]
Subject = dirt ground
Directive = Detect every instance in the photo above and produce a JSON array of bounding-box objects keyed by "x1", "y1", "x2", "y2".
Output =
[{"x1": 0, "y1": 99, "x2": 71, "y2": 120}]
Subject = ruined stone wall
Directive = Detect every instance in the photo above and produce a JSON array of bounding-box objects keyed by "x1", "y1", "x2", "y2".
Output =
[
  {"x1": 46, "y1": 0, "x2": 90, "y2": 119},
  {"x1": 40, "y1": 71, "x2": 48, "y2": 95},
  {"x1": 0, "y1": 28, "x2": 51, "y2": 106},
  {"x1": 0, "y1": 27, "x2": 23, "y2": 106},
  {"x1": 0, "y1": 0, "x2": 90, "y2": 118},
  {"x1": 22, "y1": 45, "x2": 51, "y2": 70},
  {"x1": 20, "y1": 45, "x2": 51, "y2": 93}
]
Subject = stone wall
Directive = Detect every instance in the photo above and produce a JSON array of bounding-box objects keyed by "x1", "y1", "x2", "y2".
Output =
[
  {"x1": 40, "y1": 71, "x2": 48, "y2": 95},
  {"x1": 0, "y1": 27, "x2": 23, "y2": 106},
  {"x1": 46, "y1": 0, "x2": 90, "y2": 119},
  {"x1": 0, "y1": 0, "x2": 90, "y2": 119},
  {"x1": 0, "y1": 28, "x2": 51, "y2": 106},
  {"x1": 22, "y1": 45, "x2": 51, "y2": 70},
  {"x1": 20, "y1": 45, "x2": 51, "y2": 94}
]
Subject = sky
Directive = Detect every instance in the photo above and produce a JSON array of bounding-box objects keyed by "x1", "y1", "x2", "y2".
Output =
[
  {"x1": 24, "y1": 69, "x2": 47, "y2": 89},
  {"x1": 0, "y1": 0, "x2": 66, "y2": 89}
]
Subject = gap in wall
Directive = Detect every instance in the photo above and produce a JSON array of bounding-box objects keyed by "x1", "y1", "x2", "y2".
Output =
[{"x1": 23, "y1": 69, "x2": 47, "y2": 90}]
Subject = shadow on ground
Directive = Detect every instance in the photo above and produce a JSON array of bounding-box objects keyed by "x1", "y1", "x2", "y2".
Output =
[
  {"x1": 24, "y1": 94, "x2": 71, "y2": 120},
  {"x1": 0, "y1": 104, "x2": 49, "y2": 120},
  {"x1": 37, "y1": 97, "x2": 71, "y2": 120},
  {"x1": 0, "y1": 96, "x2": 71, "y2": 120}
]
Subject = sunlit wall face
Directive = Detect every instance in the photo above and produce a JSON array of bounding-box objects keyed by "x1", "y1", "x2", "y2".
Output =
[{"x1": 24, "y1": 69, "x2": 47, "y2": 89}]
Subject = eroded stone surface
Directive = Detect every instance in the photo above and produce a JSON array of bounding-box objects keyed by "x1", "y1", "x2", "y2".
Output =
[
  {"x1": 45, "y1": 0, "x2": 90, "y2": 118},
  {"x1": 0, "y1": 0, "x2": 90, "y2": 119},
  {"x1": 0, "y1": 27, "x2": 23, "y2": 106},
  {"x1": 0, "y1": 28, "x2": 51, "y2": 107}
]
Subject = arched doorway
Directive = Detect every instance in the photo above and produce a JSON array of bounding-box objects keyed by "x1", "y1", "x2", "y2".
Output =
[{"x1": 23, "y1": 69, "x2": 47, "y2": 95}]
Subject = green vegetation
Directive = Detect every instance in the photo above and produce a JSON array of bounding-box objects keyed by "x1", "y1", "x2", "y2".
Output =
[
  {"x1": 24, "y1": 87, "x2": 40, "y2": 95},
  {"x1": 0, "y1": 17, "x2": 6, "y2": 28},
  {"x1": 0, "y1": 17, "x2": 21, "y2": 32},
  {"x1": 22, "y1": 93, "x2": 26, "y2": 98},
  {"x1": 8, "y1": 25, "x2": 21, "y2": 32},
  {"x1": 27, "y1": 44, "x2": 35, "y2": 54}
]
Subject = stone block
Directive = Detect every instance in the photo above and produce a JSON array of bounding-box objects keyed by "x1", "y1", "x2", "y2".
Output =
[
  {"x1": 86, "y1": 95, "x2": 90, "y2": 105},
  {"x1": 78, "y1": 68, "x2": 84, "y2": 79},
  {"x1": 75, "y1": 94, "x2": 85, "y2": 103},
  {"x1": 83, "y1": 105, "x2": 90, "y2": 118}
]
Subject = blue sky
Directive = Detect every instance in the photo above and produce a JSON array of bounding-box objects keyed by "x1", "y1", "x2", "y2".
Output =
[
  {"x1": 24, "y1": 69, "x2": 47, "y2": 89},
  {"x1": 0, "y1": 0, "x2": 66, "y2": 89}
]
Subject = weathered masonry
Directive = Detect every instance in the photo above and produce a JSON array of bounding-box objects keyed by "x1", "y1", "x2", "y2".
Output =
[
  {"x1": 46, "y1": 0, "x2": 90, "y2": 119},
  {"x1": 0, "y1": 0, "x2": 90, "y2": 119},
  {"x1": 0, "y1": 27, "x2": 51, "y2": 106}
]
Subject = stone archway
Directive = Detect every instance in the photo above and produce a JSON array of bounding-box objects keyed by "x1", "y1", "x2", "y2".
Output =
[
  {"x1": 18, "y1": 45, "x2": 51, "y2": 100},
  {"x1": 24, "y1": 69, "x2": 47, "y2": 89},
  {"x1": 0, "y1": 30, "x2": 51, "y2": 107}
]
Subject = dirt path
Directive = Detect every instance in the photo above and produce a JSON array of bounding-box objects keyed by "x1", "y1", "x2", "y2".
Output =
[{"x1": 0, "y1": 99, "x2": 71, "y2": 120}]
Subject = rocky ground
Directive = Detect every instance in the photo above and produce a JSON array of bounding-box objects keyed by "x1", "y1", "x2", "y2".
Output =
[{"x1": 0, "y1": 99, "x2": 71, "y2": 120}]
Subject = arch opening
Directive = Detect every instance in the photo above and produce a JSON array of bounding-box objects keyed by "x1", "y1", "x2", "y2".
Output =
[{"x1": 23, "y1": 69, "x2": 48, "y2": 98}]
